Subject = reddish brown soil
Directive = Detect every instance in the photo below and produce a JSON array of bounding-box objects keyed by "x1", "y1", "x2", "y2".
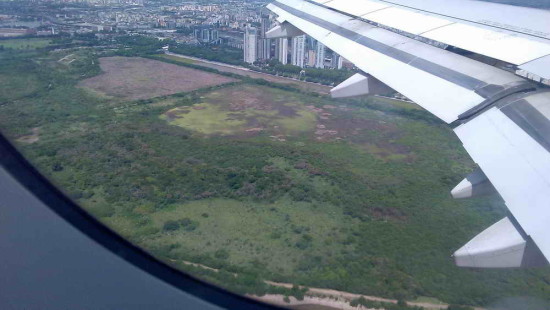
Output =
[
  {"x1": 370, "y1": 207, "x2": 407, "y2": 221},
  {"x1": 306, "y1": 104, "x2": 415, "y2": 162},
  {"x1": 79, "y1": 57, "x2": 237, "y2": 100},
  {"x1": 176, "y1": 57, "x2": 332, "y2": 95}
]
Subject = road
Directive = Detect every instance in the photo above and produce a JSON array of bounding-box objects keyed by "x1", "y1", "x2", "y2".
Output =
[{"x1": 164, "y1": 52, "x2": 332, "y2": 95}]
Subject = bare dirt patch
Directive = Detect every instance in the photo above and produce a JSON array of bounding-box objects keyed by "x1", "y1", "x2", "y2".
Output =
[
  {"x1": 370, "y1": 207, "x2": 407, "y2": 221},
  {"x1": 307, "y1": 105, "x2": 397, "y2": 141},
  {"x1": 16, "y1": 127, "x2": 40, "y2": 144},
  {"x1": 79, "y1": 57, "x2": 237, "y2": 100},
  {"x1": 306, "y1": 104, "x2": 415, "y2": 162}
]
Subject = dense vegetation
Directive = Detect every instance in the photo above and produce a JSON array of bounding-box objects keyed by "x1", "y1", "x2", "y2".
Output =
[
  {"x1": 0, "y1": 41, "x2": 549, "y2": 309},
  {"x1": 169, "y1": 43, "x2": 246, "y2": 66},
  {"x1": 113, "y1": 35, "x2": 167, "y2": 56},
  {"x1": 253, "y1": 59, "x2": 354, "y2": 85}
]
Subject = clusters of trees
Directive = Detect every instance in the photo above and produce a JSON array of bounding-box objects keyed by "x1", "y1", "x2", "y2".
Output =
[
  {"x1": 169, "y1": 44, "x2": 245, "y2": 66},
  {"x1": 2, "y1": 46, "x2": 550, "y2": 309},
  {"x1": 93, "y1": 34, "x2": 354, "y2": 86},
  {"x1": 250, "y1": 59, "x2": 354, "y2": 85},
  {"x1": 163, "y1": 218, "x2": 199, "y2": 232},
  {"x1": 348, "y1": 298, "x2": 474, "y2": 310},
  {"x1": 350, "y1": 297, "x2": 425, "y2": 310},
  {"x1": 113, "y1": 35, "x2": 168, "y2": 56},
  {"x1": 167, "y1": 43, "x2": 353, "y2": 85}
]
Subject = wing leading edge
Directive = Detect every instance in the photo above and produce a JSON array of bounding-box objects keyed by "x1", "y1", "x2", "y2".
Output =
[{"x1": 267, "y1": 0, "x2": 550, "y2": 268}]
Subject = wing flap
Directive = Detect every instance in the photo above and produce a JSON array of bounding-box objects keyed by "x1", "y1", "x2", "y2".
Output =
[
  {"x1": 422, "y1": 23, "x2": 550, "y2": 65},
  {"x1": 268, "y1": 0, "x2": 550, "y2": 266},
  {"x1": 361, "y1": 6, "x2": 455, "y2": 35},
  {"x1": 454, "y1": 99, "x2": 550, "y2": 260},
  {"x1": 519, "y1": 55, "x2": 550, "y2": 81},
  {"x1": 324, "y1": 0, "x2": 391, "y2": 16},
  {"x1": 318, "y1": 0, "x2": 550, "y2": 76}
]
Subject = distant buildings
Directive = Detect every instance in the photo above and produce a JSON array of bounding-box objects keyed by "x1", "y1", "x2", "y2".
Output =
[
  {"x1": 315, "y1": 42, "x2": 325, "y2": 68},
  {"x1": 275, "y1": 38, "x2": 288, "y2": 64},
  {"x1": 243, "y1": 26, "x2": 258, "y2": 64},
  {"x1": 307, "y1": 50, "x2": 316, "y2": 67},
  {"x1": 331, "y1": 53, "x2": 343, "y2": 69},
  {"x1": 0, "y1": 28, "x2": 34, "y2": 38},
  {"x1": 291, "y1": 35, "x2": 305, "y2": 68},
  {"x1": 219, "y1": 31, "x2": 244, "y2": 49},
  {"x1": 258, "y1": 15, "x2": 272, "y2": 60},
  {"x1": 194, "y1": 26, "x2": 219, "y2": 44}
]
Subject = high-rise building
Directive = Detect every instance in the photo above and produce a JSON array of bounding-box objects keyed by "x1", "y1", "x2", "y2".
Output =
[
  {"x1": 258, "y1": 15, "x2": 272, "y2": 60},
  {"x1": 275, "y1": 38, "x2": 288, "y2": 64},
  {"x1": 307, "y1": 50, "x2": 316, "y2": 67},
  {"x1": 194, "y1": 26, "x2": 219, "y2": 44},
  {"x1": 315, "y1": 42, "x2": 325, "y2": 68},
  {"x1": 291, "y1": 35, "x2": 306, "y2": 68},
  {"x1": 338, "y1": 55, "x2": 344, "y2": 69},
  {"x1": 330, "y1": 51, "x2": 341, "y2": 69},
  {"x1": 244, "y1": 26, "x2": 258, "y2": 64}
]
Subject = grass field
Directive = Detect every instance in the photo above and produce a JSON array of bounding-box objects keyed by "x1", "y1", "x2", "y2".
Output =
[
  {"x1": 162, "y1": 85, "x2": 318, "y2": 136},
  {"x1": 0, "y1": 38, "x2": 51, "y2": 50},
  {"x1": 129, "y1": 196, "x2": 357, "y2": 275},
  {"x1": 1, "y1": 51, "x2": 550, "y2": 308}
]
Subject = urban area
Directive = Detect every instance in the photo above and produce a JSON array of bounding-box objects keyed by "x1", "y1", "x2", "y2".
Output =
[{"x1": 0, "y1": 0, "x2": 353, "y2": 73}]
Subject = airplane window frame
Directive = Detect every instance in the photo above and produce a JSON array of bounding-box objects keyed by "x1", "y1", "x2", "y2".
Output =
[{"x1": 0, "y1": 132, "x2": 284, "y2": 310}]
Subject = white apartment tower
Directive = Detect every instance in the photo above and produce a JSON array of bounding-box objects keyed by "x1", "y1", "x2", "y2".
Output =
[
  {"x1": 291, "y1": 35, "x2": 306, "y2": 68},
  {"x1": 315, "y1": 42, "x2": 325, "y2": 68},
  {"x1": 276, "y1": 38, "x2": 289, "y2": 64},
  {"x1": 258, "y1": 15, "x2": 272, "y2": 60},
  {"x1": 244, "y1": 27, "x2": 258, "y2": 64}
]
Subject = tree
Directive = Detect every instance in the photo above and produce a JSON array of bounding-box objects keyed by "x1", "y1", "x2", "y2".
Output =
[{"x1": 268, "y1": 58, "x2": 280, "y2": 67}]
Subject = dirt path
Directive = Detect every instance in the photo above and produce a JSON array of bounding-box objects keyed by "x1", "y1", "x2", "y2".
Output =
[
  {"x1": 260, "y1": 281, "x2": 479, "y2": 310},
  {"x1": 249, "y1": 294, "x2": 379, "y2": 310},
  {"x1": 177, "y1": 260, "x2": 484, "y2": 310}
]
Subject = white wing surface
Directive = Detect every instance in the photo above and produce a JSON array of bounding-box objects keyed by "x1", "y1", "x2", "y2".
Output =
[{"x1": 267, "y1": 0, "x2": 550, "y2": 267}]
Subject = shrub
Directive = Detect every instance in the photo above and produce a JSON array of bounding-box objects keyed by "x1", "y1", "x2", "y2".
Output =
[
  {"x1": 214, "y1": 249, "x2": 230, "y2": 260},
  {"x1": 163, "y1": 220, "x2": 180, "y2": 232}
]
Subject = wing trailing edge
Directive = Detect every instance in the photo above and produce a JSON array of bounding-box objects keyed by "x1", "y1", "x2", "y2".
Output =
[
  {"x1": 267, "y1": 0, "x2": 550, "y2": 268},
  {"x1": 267, "y1": 0, "x2": 527, "y2": 124}
]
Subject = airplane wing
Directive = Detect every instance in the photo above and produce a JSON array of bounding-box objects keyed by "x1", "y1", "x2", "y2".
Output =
[{"x1": 266, "y1": 0, "x2": 550, "y2": 268}]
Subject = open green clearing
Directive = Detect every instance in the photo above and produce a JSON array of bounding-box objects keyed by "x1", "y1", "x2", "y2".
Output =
[
  {"x1": 162, "y1": 85, "x2": 317, "y2": 136},
  {"x1": 0, "y1": 48, "x2": 549, "y2": 309},
  {"x1": 0, "y1": 38, "x2": 52, "y2": 50}
]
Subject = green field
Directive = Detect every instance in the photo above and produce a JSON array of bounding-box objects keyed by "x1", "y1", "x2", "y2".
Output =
[
  {"x1": 1, "y1": 47, "x2": 549, "y2": 309},
  {"x1": 162, "y1": 85, "x2": 317, "y2": 136},
  {"x1": 0, "y1": 38, "x2": 51, "y2": 50}
]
